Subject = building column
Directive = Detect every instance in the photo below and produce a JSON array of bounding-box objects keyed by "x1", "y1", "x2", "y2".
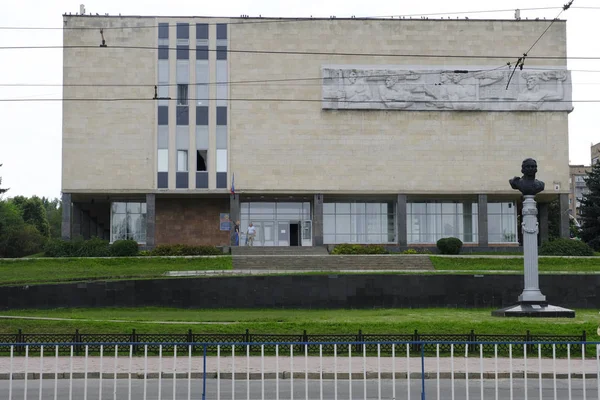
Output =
[
  {"x1": 72, "y1": 203, "x2": 82, "y2": 239},
  {"x1": 559, "y1": 193, "x2": 570, "y2": 239},
  {"x1": 146, "y1": 194, "x2": 156, "y2": 248},
  {"x1": 477, "y1": 194, "x2": 489, "y2": 247},
  {"x1": 90, "y1": 218, "x2": 97, "y2": 238},
  {"x1": 229, "y1": 195, "x2": 240, "y2": 246},
  {"x1": 397, "y1": 194, "x2": 407, "y2": 247},
  {"x1": 538, "y1": 202, "x2": 549, "y2": 244},
  {"x1": 61, "y1": 193, "x2": 72, "y2": 240},
  {"x1": 313, "y1": 194, "x2": 324, "y2": 246},
  {"x1": 97, "y1": 223, "x2": 104, "y2": 240},
  {"x1": 81, "y1": 210, "x2": 91, "y2": 239}
]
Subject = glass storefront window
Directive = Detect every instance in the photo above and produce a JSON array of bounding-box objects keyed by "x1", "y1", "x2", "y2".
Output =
[
  {"x1": 407, "y1": 201, "x2": 478, "y2": 244},
  {"x1": 240, "y1": 202, "x2": 311, "y2": 246},
  {"x1": 323, "y1": 201, "x2": 395, "y2": 244},
  {"x1": 111, "y1": 201, "x2": 146, "y2": 243},
  {"x1": 488, "y1": 201, "x2": 517, "y2": 243}
]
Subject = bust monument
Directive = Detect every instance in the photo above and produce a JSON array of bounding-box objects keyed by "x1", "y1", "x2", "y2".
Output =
[{"x1": 509, "y1": 158, "x2": 545, "y2": 196}]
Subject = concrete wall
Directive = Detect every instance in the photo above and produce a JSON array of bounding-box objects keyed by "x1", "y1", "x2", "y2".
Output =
[
  {"x1": 228, "y1": 19, "x2": 569, "y2": 194},
  {"x1": 62, "y1": 16, "x2": 156, "y2": 192},
  {"x1": 155, "y1": 198, "x2": 230, "y2": 245},
  {"x1": 1, "y1": 274, "x2": 595, "y2": 310}
]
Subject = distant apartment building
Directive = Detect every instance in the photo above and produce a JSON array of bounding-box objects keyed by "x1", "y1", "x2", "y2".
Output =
[
  {"x1": 568, "y1": 142, "x2": 599, "y2": 223},
  {"x1": 592, "y1": 142, "x2": 600, "y2": 165}
]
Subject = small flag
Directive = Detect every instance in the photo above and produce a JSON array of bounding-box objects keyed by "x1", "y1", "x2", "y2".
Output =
[{"x1": 231, "y1": 173, "x2": 235, "y2": 198}]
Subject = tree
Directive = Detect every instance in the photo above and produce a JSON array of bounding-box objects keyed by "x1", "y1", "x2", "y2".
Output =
[
  {"x1": 42, "y1": 197, "x2": 62, "y2": 239},
  {"x1": 9, "y1": 196, "x2": 50, "y2": 238},
  {"x1": 580, "y1": 162, "x2": 600, "y2": 250},
  {"x1": 0, "y1": 164, "x2": 7, "y2": 196}
]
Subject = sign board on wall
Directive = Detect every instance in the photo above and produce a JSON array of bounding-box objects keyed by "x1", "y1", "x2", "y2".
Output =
[{"x1": 219, "y1": 213, "x2": 230, "y2": 231}]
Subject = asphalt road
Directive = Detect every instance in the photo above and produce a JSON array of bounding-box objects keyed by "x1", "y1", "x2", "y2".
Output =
[{"x1": 0, "y1": 378, "x2": 595, "y2": 399}]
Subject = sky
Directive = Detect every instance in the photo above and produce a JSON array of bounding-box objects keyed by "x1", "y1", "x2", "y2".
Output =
[{"x1": 0, "y1": 0, "x2": 599, "y2": 199}]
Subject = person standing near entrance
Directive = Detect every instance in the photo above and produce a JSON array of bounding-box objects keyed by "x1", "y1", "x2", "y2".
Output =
[
  {"x1": 233, "y1": 220, "x2": 240, "y2": 246},
  {"x1": 247, "y1": 222, "x2": 256, "y2": 246}
]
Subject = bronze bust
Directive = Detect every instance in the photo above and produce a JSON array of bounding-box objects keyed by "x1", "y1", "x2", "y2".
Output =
[{"x1": 509, "y1": 158, "x2": 545, "y2": 196}]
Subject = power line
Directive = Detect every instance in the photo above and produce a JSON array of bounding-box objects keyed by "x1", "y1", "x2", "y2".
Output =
[
  {"x1": 0, "y1": 45, "x2": 591, "y2": 60},
  {"x1": 0, "y1": 7, "x2": 577, "y2": 31}
]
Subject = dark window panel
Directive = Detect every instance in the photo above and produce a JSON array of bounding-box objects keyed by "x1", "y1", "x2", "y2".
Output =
[
  {"x1": 157, "y1": 172, "x2": 168, "y2": 188},
  {"x1": 216, "y1": 172, "x2": 227, "y2": 189},
  {"x1": 176, "y1": 23, "x2": 189, "y2": 39},
  {"x1": 176, "y1": 106, "x2": 189, "y2": 126},
  {"x1": 216, "y1": 23, "x2": 227, "y2": 40},
  {"x1": 176, "y1": 46, "x2": 189, "y2": 60},
  {"x1": 158, "y1": 45, "x2": 169, "y2": 60},
  {"x1": 158, "y1": 23, "x2": 169, "y2": 39},
  {"x1": 158, "y1": 106, "x2": 169, "y2": 125},
  {"x1": 216, "y1": 46, "x2": 227, "y2": 60},
  {"x1": 216, "y1": 107, "x2": 227, "y2": 125},
  {"x1": 196, "y1": 106, "x2": 209, "y2": 125},
  {"x1": 196, "y1": 172, "x2": 208, "y2": 188},
  {"x1": 176, "y1": 172, "x2": 189, "y2": 189},
  {"x1": 196, "y1": 45, "x2": 209, "y2": 60},
  {"x1": 196, "y1": 23, "x2": 209, "y2": 40}
]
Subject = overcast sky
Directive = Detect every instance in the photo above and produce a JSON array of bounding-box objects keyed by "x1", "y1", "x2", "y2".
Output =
[{"x1": 0, "y1": 0, "x2": 598, "y2": 199}]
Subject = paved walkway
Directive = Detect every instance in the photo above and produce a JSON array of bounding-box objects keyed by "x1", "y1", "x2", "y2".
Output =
[{"x1": 1, "y1": 356, "x2": 597, "y2": 377}]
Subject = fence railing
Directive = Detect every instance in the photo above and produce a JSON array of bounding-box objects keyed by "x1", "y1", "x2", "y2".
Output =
[
  {"x1": 0, "y1": 329, "x2": 586, "y2": 355},
  {"x1": 0, "y1": 339, "x2": 599, "y2": 400}
]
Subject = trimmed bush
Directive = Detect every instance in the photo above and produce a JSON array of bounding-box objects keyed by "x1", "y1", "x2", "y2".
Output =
[
  {"x1": 540, "y1": 238, "x2": 594, "y2": 256},
  {"x1": 110, "y1": 240, "x2": 139, "y2": 257},
  {"x1": 76, "y1": 237, "x2": 111, "y2": 257},
  {"x1": 149, "y1": 244, "x2": 222, "y2": 256},
  {"x1": 44, "y1": 238, "x2": 76, "y2": 257},
  {"x1": 330, "y1": 244, "x2": 388, "y2": 255},
  {"x1": 436, "y1": 237, "x2": 463, "y2": 255}
]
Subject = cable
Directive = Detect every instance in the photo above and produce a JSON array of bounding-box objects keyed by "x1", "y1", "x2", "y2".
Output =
[
  {"x1": 0, "y1": 7, "x2": 575, "y2": 31},
  {"x1": 0, "y1": 97, "x2": 587, "y2": 103},
  {"x1": 0, "y1": 44, "x2": 590, "y2": 61}
]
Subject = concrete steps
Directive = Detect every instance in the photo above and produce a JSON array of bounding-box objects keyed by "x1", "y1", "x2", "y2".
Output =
[
  {"x1": 232, "y1": 254, "x2": 434, "y2": 271},
  {"x1": 231, "y1": 246, "x2": 329, "y2": 256}
]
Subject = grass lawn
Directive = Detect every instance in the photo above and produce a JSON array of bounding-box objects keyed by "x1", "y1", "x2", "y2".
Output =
[
  {"x1": 0, "y1": 308, "x2": 595, "y2": 338},
  {"x1": 431, "y1": 256, "x2": 600, "y2": 272},
  {"x1": 0, "y1": 257, "x2": 232, "y2": 286}
]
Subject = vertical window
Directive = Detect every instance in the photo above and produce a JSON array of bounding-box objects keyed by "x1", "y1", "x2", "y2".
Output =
[
  {"x1": 323, "y1": 202, "x2": 395, "y2": 244},
  {"x1": 406, "y1": 201, "x2": 478, "y2": 244},
  {"x1": 487, "y1": 202, "x2": 517, "y2": 243},
  {"x1": 196, "y1": 150, "x2": 207, "y2": 172},
  {"x1": 111, "y1": 202, "x2": 146, "y2": 243},
  {"x1": 158, "y1": 149, "x2": 168, "y2": 172},
  {"x1": 177, "y1": 84, "x2": 188, "y2": 106},
  {"x1": 177, "y1": 150, "x2": 188, "y2": 172},
  {"x1": 216, "y1": 149, "x2": 227, "y2": 172}
]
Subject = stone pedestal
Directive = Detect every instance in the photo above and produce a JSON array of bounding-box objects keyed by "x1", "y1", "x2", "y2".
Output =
[{"x1": 492, "y1": 195, "x2": 574, "y2": 318}]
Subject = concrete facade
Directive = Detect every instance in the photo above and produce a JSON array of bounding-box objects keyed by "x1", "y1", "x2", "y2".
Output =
[{"x1": 61, "y1": 15, "x2": 572, "y2": 248}]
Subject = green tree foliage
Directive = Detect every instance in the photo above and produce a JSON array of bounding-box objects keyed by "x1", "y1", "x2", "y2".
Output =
[
  {"x1": 10, "y1": 196, "x2": 50, "y2": 238},
  {"x1": 41, "y1": 197, "x2": 62, "y2": 239},
  {"x1": 0, "y1": 164, "x2": 7, "y2": 196},
  {"x1": 580, "y1": 162, "x2": 600, "y2": 250}
]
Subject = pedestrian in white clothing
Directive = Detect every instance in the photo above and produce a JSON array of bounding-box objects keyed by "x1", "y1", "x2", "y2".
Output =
[{"x1": 247, "y1": 223, "x2": 256, "y2": 246}]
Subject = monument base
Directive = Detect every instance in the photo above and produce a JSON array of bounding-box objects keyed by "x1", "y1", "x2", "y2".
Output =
[{"x1": 491, "y1": 302, "x2": 575, "y2": 318}]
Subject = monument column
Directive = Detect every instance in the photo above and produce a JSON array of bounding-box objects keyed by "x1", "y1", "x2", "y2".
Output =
[
  {"x1": 396, "y1": 194, "x2": 407, "y2": 247},
  {"x1": 61, "y1": 193, "x2": 72, "y2": 240},
  {"x1": 519, "y1": 195, "x2": 546, "y2": 302},
  {"x1": 477, "y1": 195, "x2": 489, "y2": 248},
  {"x1": 559, "y1": 193, "x2": 570, "y2": 238},
  {"x1": 313, "y1": 194, "x2": 324, "y2": 246}
]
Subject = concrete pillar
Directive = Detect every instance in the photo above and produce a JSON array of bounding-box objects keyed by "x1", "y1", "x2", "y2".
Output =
[
  {"x1": 559, "y1": 193, "x2": 570, "y2": 239},
  {"x1": 97, "y1": 223, "x2": 104, "y2": 240},
  {"x1": 313, "y1": 194, "x2": 324, "y2": 246},
  {"x1": 397, "y1": 194, "x2": 407, "y2": 247},
  {"x1": 229, "y1": 194, "x2": 240, "y2": 246},
  {"x1": 146, "y1": 194, "x2": 156, "y2": 247},
  {"x1": 538, "y1": 202, "x2": 549, "y2": 244},
  {"x1": 61, "y1": 193, "x2": 72, "y2": 240},
  {"x1": 477, "y1": 194, "x2": 489, "y2": 247},
  {"x1": 90, "y1": 218, "x2": 98, "y2": 238},
  {"x1": 72, "y1": 203, "x2": 82, "y2": 240},
  {"x1": 81, "y1": 210, "x2": 91, "y2": 240}
]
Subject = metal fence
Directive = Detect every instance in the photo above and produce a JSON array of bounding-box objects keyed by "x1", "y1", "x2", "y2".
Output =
[{"x1": 1, "y1": 339, "x2": 599, "y2": 400}]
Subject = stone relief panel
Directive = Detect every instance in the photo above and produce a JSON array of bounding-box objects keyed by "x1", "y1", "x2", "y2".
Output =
[{"x1": 321, "y1": 66, "x2": 572, "y2": 111}]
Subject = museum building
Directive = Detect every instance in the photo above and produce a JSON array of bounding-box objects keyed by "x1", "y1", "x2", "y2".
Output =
[{"x1": 61, "y1": 14, "x2": 573, "y2": 249}]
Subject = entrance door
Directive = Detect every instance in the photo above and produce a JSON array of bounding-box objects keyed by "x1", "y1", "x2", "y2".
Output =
[
  {"x1": 262, "y1": 221, "x2": 275, "y2": 246},
  {"x1": 302, "y1": 220, "x2": 312, "y2": 246},
  {"x1": 289, "y1": 222, "x2": 300, "y2": 246},
  {"x1": 277, "y1": 221, "x2": 289, "y2": 246}
]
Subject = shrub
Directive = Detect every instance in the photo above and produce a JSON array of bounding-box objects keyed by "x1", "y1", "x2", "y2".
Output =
[
  {"x1": 44, "y1": 238, "x2": 76, "y2": 257},
  {"x1": 436, "y1": 237, "x2": 463, "y2": 255},
  {"x1": 402, "y1": 249, "x2": 418, "y2": 254},
  {"x1": 76, "y1": 237, "x2": 111, "y2": 257},
  {"x1": 539, "y1": 238, "x2": 594, "y2": 256},
  {"x1": 110, "y1": 240, "x2": 139, "y2": 257},
  {"x1": 330, "y1": 244, "x2": 387, "y2": 255},
  {"x1": 0, "y1": 224, "x2": 46, "y2": 258},
  {"x1": 149, "y1": 244, "x2": 222, "y2": 256}
]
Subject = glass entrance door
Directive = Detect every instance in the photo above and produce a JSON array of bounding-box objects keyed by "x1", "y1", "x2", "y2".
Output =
[
  {"x1": 277, "y1": 221, "x2": 289, "y2": 246},
  {"x1": 302, "y1": 220, "x2": 312, "y2": 246}
]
